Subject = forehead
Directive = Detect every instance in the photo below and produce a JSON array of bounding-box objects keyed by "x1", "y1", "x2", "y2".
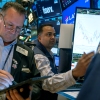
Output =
[
  {"x1": 42, "y1": 26, "x2": 55, "y2": 33},
  {"x1": 5, "y1": 8, "x2": 25, "y2": 17},
  {"x1": 4, "y1": 8, "x2": 25, "y2": 25},
  {"x1": 5, "y1": 8, "x2": 18, "y2": 16}
]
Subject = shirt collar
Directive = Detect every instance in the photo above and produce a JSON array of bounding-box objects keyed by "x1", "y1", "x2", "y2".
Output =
[{"x1": 0, "y1": 37, "x2": 17, "y2": 47}]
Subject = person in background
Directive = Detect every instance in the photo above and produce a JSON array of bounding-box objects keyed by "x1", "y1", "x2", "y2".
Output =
[
  {"x1": 33, "y1": 24, "x2": 94, "y2": 100},
  {"x1": 0, "y1": 2, "x2": 42, "y2": 100}
]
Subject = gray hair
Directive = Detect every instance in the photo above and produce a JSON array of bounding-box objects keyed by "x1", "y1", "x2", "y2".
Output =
[{"x1": 1, "y1": 2, "x2": 26, "y2": 16}]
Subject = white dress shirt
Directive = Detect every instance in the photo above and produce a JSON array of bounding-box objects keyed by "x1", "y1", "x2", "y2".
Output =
[{"x1": 0, "y1": 37, "x2": 16, "y2": 100}]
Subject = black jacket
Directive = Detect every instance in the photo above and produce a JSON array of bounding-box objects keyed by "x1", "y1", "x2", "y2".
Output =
[{"x1": 10, "y1": 41, "x2": 42, "y2": 100}]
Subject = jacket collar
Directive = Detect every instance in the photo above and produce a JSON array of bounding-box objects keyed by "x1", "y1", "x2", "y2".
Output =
[{"x1": 36, "y1": 40, "x2": 53, "y2": 58}]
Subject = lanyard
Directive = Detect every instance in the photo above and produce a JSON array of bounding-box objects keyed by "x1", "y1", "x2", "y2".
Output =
[{"x1": 2, "y1": 45, "x2": 13, "y2": 70}]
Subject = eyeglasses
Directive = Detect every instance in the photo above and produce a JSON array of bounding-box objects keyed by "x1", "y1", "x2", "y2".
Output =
[{"x1": 0, "y1": 14, "x2": 23, "y2": 33}]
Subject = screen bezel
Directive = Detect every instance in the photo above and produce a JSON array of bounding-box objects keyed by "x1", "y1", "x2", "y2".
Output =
[{"x1": 35, "y1": 0, "x2": 62, "y2": 19}]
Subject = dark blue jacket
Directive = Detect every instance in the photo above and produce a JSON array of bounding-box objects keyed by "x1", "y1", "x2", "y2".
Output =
[
  {"x1": 33, "y1": 40, "x2": 58, "y2": 100},
  {"x1": 77, "y1": 53, "x2": 100, "y2": 100},
  {"x1": 34, "y1": 40, "x2": 58, "y2": 74}
]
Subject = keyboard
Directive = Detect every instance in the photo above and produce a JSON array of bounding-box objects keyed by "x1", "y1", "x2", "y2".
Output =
[
  {"x1": 63, "y1": 91, "x2": 79, "y2": 98},
  {"x1": 67, "y1": 82, "x2": 82, "y2": 91},
  {"x1": 61, "y1": 82, "x2": 82, "y2": 92}
]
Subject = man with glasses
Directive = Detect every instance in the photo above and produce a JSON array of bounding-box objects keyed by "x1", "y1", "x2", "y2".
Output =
[
  {"x1": 0, "y1": 2, "x2": 41, "y2": 100},
  {"x1": 1, "y1": 14, "x2": 22, "y2": 34}
]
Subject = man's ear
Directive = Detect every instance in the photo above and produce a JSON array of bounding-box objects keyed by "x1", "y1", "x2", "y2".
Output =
[{"x1": 38, "y1": 35, "x2": 41, "y2": 41}]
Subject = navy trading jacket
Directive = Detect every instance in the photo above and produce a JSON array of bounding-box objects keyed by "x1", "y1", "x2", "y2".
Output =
[
  {"x1": 33, "y1": 40, "x2": 58, "y2": 100},
  {"x1": 77, "y1": 47, "x2": 100, "y2": 100}
]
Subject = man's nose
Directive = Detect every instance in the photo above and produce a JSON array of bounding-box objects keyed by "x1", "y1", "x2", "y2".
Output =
[{"x1": 51, "y1": 34, "x2": 55, "y2": 38}]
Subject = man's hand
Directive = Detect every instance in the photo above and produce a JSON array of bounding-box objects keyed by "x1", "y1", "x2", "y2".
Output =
[
  {"x1": 6, "y1": 89, "x2": 31, "y2": 100},
  {"x1": 72, "y1": 51, "x2": 95, "y2": 79},
  {"x1": 0, "y1": 70, "x2": 14, "y2": 90}
]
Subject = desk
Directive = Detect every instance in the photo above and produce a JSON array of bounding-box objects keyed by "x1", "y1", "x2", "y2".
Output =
[{"x1": 58, "y1": 91, "x2": 79, "y2": 100}]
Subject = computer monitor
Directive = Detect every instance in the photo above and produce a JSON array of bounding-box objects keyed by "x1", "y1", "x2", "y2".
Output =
[
  {"x1": 58, "y1": 24, "x2": 74, "y2": 73},
  {"x1": 90, "y1": 0, "x2": 100, "y2": 9},
  {"x1": 51, "y1": 47, "x2": 58, "y2": 55},
  {"x1": 60, "y1": 0, "x2": 78, "y2": 11},
  {"x1": 62, "y1": 0, "x2": 90, "y2": 24},
  {"x1": 54, "y1": 55, "x2": 59, "y2": 67},
  {"x1": 59, "y1": 24, "x2": 74, "y2": 48},
  {"x1": 38, "y1": 16, "x2": 62, "y2": 37},
  {"x1": 35, "y1": 0, "x2": 62, "y2": 19},
  {"x1": 72, "y1": 7, "x2": 100, "y2": 69},
  {"x1": 51, "y1": 47, "x2": 60, "y2": 67}
]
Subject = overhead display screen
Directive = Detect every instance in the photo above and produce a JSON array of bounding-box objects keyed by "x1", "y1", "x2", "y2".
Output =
[
  {"x1": 60, "y1": 0, "x2": 78, "y2": 11},
  {"x1": 62, "y1": 0, "x2": 90, "y2": 24},
  {"x1": 35, "y1": 0, "x2": 62, "y2": 19},
  {"x1": 91, "y1": 0, "x2": 100, "y2": 9}
]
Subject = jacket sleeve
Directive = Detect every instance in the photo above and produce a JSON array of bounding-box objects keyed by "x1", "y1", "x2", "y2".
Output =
[{"x1": 34, "y1": 54, "x2": 76, "y2": 93}]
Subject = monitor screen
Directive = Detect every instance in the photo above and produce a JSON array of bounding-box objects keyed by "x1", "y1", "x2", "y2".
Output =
[
  {"x1": 38, "y1": 16, "x2": 62, "y2": 37},
  {"x1": 91, "y1": 0, "x2": 100, "y2": 9},
  {"x1": 54, "y1": 56, "x2": 59, "y2": 67},
  {"x1": 71, "y1": 7, "x2": 100, "y2": 69},
  {"x1": 60, "y1": 0, "x2": 78, "y2": 11},
  {"x1": 62, "y1": 0, "x2": 90, "y2": 24},
  {"x1": 35, "y1": 0, "x2": 62, "y2": 19},
  {"x1": 51, "y1": 47, "x2": 58, "y2": 54}
]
